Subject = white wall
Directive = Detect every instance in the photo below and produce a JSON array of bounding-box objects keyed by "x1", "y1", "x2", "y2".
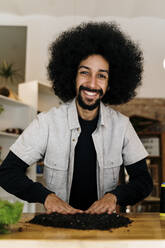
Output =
[{"x1": 1, "y1": 14, "x2": 165, "y2": 98}]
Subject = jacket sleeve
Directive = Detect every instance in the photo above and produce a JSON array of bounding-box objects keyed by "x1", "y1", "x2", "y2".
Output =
[
  {"x1": 109, "y1": 158, "x2": 153, "y2": 206},
  {"x1": 0, "y1": 151, "x2": 53, "y2": 204},
  {"x1": 122, "y1": 121, "x2": 149, "y2": 165},
  {"x1": 10, "y1": 112, "x2": 47, "y2": 165}
]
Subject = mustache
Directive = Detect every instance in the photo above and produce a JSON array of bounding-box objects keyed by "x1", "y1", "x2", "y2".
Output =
[{"x1": 79, "y1": 86, "x2": 103, "y2": 96}]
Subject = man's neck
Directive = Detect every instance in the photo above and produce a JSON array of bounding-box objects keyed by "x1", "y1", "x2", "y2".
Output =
[{"x1": 76, "y1": 101, "x2": 99, "y2": 121}]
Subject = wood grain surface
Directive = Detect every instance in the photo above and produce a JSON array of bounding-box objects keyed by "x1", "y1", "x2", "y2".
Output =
[{"x1": 1, "y1": 212, "x2": 165, "y2": 248}]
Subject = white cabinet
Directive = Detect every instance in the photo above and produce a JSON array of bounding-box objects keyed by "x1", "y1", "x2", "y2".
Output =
[
  {"x1": 0, "y1": 94, "x2": 36, "y2": 213},
  {"x1": 18, "y1": 80, "x2": 61, "y2": 112}
]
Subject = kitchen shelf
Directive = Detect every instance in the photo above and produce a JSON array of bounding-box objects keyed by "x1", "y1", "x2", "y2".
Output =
[
  {"x1": 0, "y1": 131, "x2": 19, "y2": 138},
  {"x1": 0, "y1": 91, "x2": 36, "y2": 213},
  {"x1": 143, "y1": 196, "x2": 160, "y2": 202},
  {"x1": 19, "y1": 80, "x2": 61, "y2": 112},
  {"x1": 0, "y1": 94, "x2": 27, "y2": 107}
]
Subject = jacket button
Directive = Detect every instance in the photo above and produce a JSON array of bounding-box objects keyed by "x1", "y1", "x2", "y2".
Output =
[{"x1": 72, "y1": 139, "x2": 75, "y2": 142}]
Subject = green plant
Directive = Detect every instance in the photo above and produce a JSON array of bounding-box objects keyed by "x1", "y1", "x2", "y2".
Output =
[
  {"x1": 0, "y1": 199, "x2": 24, "y2": 233},
  {"x1": 0, "y1": 60, "x2": 22, "y2": 84},
  {"x1": 0, "y1": 104, "x2": 4, "y2": 114}
]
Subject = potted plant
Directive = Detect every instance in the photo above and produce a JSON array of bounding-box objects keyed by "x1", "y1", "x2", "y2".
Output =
[
  {"x1": 0, "y1": 60, "x2": 22, "y2": 85},
  {"x1": 0, "y1": 60, "x2": 22, "y2": 100},
  {"x1": 0, "y1": 199, "x2": 23, "y2": 233}
]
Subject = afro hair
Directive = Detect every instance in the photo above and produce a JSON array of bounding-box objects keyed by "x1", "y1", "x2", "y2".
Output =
[{"x1": 47, "y1": 21, "x2": 143, "y2": 105}]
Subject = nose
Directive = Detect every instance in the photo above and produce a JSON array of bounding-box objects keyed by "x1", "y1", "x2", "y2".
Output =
[{"x1": 89, "y1": 74, "x2": 97, "y2": 89}]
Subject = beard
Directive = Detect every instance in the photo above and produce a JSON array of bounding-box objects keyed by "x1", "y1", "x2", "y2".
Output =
[{"x1": 77, "y1": 86, "x2": 103, "y2": 111}]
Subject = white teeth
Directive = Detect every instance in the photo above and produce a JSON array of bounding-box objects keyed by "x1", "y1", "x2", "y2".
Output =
[{"x1": 84, "y1": 90, "x2": 97, "y2": 96}]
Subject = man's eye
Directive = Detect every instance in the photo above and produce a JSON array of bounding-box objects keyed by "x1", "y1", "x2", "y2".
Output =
[
  {"x1": 98, "y1": 74, "x2": 106, "y2": 79},
  {"x1": 80, "y1": 71, "x2": 88, "y2": 75}
]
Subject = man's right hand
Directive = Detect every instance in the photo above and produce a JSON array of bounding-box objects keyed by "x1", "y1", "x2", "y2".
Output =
[{"x1": 44, "y1": 193, "x2": 84, "y2": 214}]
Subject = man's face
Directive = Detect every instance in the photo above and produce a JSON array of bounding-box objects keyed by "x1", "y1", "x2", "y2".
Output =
[{"x1": 76, "y1": 54, "x2": 109, "y2": 110}]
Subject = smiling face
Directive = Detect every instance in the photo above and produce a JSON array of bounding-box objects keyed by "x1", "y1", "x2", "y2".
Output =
[{"x1": 76, "y1": 54, "x2": 109, "y2": 111}]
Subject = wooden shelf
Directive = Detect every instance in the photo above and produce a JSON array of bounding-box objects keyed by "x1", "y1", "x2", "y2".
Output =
[
  {"x1": 0, "y1": 89, "x2": 36, "y2": 213},
  {"x1": 19, "y1": 80, "x2": 61, "y2": 112},
  {"x1": 143, "y1": 196, "x2": 160, "y2": 202},
  {"x1": 0, "y1": 94, "x2": 28, "y2": 107},
  {"x1": 0, "y1": 131, "x2": 19, "y2": 138},
  {"x1": 138, "y1": 131, "x2": 161, "y2": 135}
]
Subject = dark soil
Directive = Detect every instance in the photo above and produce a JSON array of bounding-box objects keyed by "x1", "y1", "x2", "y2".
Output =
[{"x1": 29, "y1": 212, "x2": 133, "y2": 230}]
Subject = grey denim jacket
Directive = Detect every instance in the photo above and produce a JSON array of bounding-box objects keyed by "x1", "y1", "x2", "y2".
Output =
[{"x1": 10, "y1": 98, "x2": 148, "y2": 202}]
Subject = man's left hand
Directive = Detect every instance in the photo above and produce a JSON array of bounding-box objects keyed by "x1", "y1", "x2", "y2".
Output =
[{"x1": 85, "y1": 193, "x2": 117, "y2": 214}]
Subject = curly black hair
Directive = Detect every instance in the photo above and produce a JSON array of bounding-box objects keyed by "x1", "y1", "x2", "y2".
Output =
[{"x1": 47, "y1": 21, "x2": 143, "y2": 105}]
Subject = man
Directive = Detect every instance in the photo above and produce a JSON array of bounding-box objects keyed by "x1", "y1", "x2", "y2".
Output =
[{"x1": 0, "y1": 22, "x2": 153, "y2": 215}]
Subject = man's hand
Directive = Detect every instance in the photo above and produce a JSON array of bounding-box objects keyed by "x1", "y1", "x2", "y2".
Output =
[
  {"x1": 85, "y1": 193, "x2": 117, "y2": 214},
  {"x1": 44, "y1": 193, "x2": 84, "y2": 214}
]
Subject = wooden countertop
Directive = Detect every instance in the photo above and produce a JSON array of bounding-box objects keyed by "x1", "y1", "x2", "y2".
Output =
[{"x1": 1, "y1": 212, "x2": 165, "y2": 248}]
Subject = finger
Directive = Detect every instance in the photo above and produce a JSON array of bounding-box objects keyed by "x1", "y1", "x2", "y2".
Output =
[
  {"x1": 60, "y1": 205, "x2": 82, "y2": 214},
  {"x1": 46, "y1": 209, "x2": 52, "y2": 214},
  {"x1": 85, "y1": 204, "x2": 98, "y2": 214},
  {"x1": 57, "y1": 206, "x2": 75, "y2": 215},
  {"x1": 69, "y1": 208, "x2": 84, "y2": 214},
  {"x1": 88, "y1": 202, "x2": 112, "y2": 214},
  {"x1": 85, "y1": 201, "x2": 98, "y2": 214},
  {"x1": 66, "y1": 204, "x2": 84, "y2": 214},
  {"x1": 85, "y1": 207, "x2": 98, "y2": 214},
  {"x1": 88, "y1": 206, "x2": 107, "y2": 214},
  {"x1": 74, "y1": 208, "x2": 84, "y2": 214},
  {"x1": 85, "y1": 208, "x2": 93, "y2": 214},
  {"x1": 107, "y1": 210, "x2": 113, "y2": 214},
  {"x1": 85, "y1": 202, "x2": 104, "y2": 214},
  {"x1": 66, "y1": 209, "x2": 79, "y2": 214},
  {"x1": 55, "y1": 206, "x2": 70, "y2": 215},
  {"x1": 59, "y1": 210, "x2": 69, "y2": 215},
  {"x1": 64, "y1": 205, "x2": 75, "y2": 212},
  {"x1": 96, "y1": 206, "x2": 108, "y2": 214},
  {"x1": 107, "y1": 207, "x2": 116, "y2": 215}
]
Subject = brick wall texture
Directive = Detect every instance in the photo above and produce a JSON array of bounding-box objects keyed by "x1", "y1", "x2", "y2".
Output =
[{"x1": 110, "y1": 98, "x2": 165, "y2": 124}]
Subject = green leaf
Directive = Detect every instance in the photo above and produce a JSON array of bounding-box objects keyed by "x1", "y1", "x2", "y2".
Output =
[
  {"x1": 0, "y1": 60, "x2": 22, "y2": 84},
  {"x1": 0, "y1": 200, "x2": 24, "y2": 225},
  {"x1": 0, "y1": 224, "x2": 10, "y2": 234}
]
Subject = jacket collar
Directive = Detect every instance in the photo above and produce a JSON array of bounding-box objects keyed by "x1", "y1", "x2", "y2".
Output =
[{"x1": 68, "y1": 98, "x2": 106, "y2": 130}]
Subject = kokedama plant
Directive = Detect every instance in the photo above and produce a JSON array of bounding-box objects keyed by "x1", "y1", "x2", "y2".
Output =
[
  {"x1": 0, "y1": 60, "x2": 22, "y2": 85},
  {"x1": 0, "y1": 199, "x2": 24, "y2": 233}
]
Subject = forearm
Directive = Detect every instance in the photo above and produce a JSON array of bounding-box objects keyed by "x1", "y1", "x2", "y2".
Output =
[
  {"x1": 15, "y1": 181, "x2": 53, "y2": 204},
  {"x1": 0, "y1": 151, "x2": 52, "y2": 203},
  {"x1": 109, "y1": 159, "x2": 153, "y2": 206}
]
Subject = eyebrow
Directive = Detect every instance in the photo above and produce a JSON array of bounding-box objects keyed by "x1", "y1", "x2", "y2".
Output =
[{"x1": 78, "y1": 65, "x2": 109, "y2": 74}]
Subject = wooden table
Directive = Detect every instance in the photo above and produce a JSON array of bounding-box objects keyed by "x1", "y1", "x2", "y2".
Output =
[{"x1": 1, "y1": 213, "x2": 165, "y2": 248}]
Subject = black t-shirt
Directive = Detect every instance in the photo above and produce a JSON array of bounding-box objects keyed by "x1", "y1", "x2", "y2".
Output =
[{"x1": 69, "y1": 114, "x2": 99, "y2": 210}]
